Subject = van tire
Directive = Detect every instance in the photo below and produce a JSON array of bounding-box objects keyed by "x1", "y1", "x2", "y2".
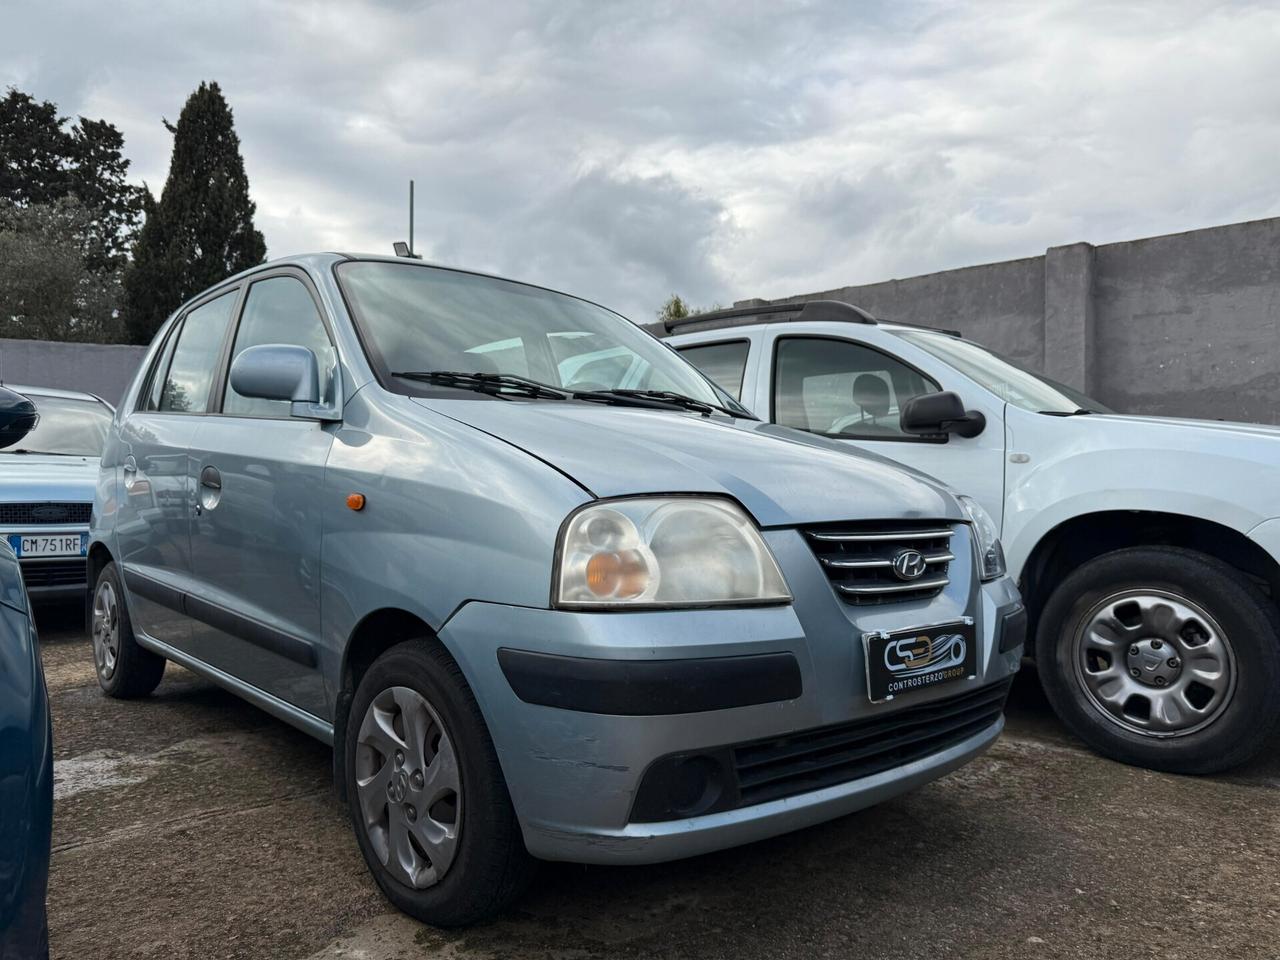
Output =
[
  {"x1": 91, "y1": 561, "x2": 166, "y2": 699},
  {"x1": 1037, "y1": 546, "x2": 1280, "y2": 774},
  {"x1": 345, "y1": 640, "x2": 535, "y2": 927}
]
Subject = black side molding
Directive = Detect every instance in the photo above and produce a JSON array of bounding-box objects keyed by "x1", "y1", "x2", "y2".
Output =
[
  {"x1": 497, "y1": 648, "x2": 802, "y2": 716},
  {"x1": 998, "y1": 603, "x2": 1028, "y2": 654},
  {"x1": 122, "y1": 568, "x2": 317, "y2": 669}
]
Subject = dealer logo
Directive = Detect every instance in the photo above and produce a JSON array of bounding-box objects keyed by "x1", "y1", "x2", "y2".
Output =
[
  {"x1": 884, "y1": 633, "x2": 967, "y2": 677},
  {"x1": 891, "y1": 547, "x2": 928, "y2": 581}
]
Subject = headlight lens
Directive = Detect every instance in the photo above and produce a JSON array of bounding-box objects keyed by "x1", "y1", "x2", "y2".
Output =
[
  {"x1": 555, "y1": 497, "x2": 791, "y2": 608},
  {"x1": 958, "y1": 495, "x2": 1006, "y2": 581}
]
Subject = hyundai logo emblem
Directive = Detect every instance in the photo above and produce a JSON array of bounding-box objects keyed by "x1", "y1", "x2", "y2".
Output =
[{"x1": 891, "y1": 548, "x2": 928, "y2": 581}]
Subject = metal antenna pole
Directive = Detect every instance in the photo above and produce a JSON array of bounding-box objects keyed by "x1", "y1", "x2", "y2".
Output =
[{"x1": 409, "y1": 180, "x2": 415, "y2": 257}]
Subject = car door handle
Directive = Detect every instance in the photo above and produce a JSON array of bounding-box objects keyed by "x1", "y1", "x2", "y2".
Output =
[{"x1": 197, "y1": 465, "x2": 222, "y2": 514}]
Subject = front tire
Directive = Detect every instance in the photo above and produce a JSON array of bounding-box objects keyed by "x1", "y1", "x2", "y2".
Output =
[
  {"x1": 1038, "y1": 546, "x2": 1280, "y2": 774},
  {"x1": 91, "y1": 561, "x2": 165, "y2": 699},
  {"x1": 344, "y1": 640, "x2": 534, "y2": 927}
]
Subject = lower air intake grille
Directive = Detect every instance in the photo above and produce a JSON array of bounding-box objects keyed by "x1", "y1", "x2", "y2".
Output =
[
  {"x1": 20, "y1": 559, "x2": 88, "y2": 588},
  {"x1": 732, "y1": 679, "x2": 1011, "y2": 807},
  {"x1": 804, "y1": 519, "x2": 956, "y2": 605}
]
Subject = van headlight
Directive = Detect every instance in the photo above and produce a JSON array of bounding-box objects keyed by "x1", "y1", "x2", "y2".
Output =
[
  {"x1": 554, "y1": 497, "x2": 791, "y2": 608},
  {"x1": 958, "y1": 495, "x2": 1006, "y2": 581}
]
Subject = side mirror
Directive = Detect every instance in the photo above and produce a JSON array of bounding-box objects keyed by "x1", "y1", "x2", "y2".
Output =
[
  {"x1": 900, "y1": 391, "x2": 986, "y2": 439},
  {"x1": 229, "y1": 344, "x2": 338, "y2": 420},
  {"x1": 0, "y1": 387, "x2": 39, "y2": 450}
]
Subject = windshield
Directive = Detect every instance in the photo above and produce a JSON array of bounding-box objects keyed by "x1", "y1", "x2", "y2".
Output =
[
  {"x1": 893, "y1": 329, "x2": 1114, "y2": 414},
  {"x1": 337, "y1": 261, "x2": 732, "y2": 408},
  {"x1": 1, "y1": 394, "x2": 113, "y2": 456}
]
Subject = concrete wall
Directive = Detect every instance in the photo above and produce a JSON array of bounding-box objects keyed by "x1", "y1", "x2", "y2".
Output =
[
  {"x1": 0, "y1": 338, "x2": 147, "y2": 406},
  {"x1": 736, "y1": 216, "x2": 1280, "y2": 424}
]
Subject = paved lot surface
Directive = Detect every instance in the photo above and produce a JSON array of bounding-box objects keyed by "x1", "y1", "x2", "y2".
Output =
[{"x1": 37, "y1": 604, "x2": 1280, "y2": 960}]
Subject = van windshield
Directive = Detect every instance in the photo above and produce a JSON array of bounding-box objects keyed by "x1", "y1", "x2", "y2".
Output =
[
  {"x1": 893, "y1": 329, "x2": 1114, "y2": 414},
  {"x1": 337, "y1": 261, "x2": 734, "y2": 409}
]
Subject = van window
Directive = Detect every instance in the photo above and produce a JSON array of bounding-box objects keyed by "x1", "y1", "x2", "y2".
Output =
[
  {"x1": 159, "y1": 292, "x2": 237, "y2": 413},
  {"x1": 677, "y1": 341, "x2": 750, "y2": 400},
  {"x1": 773, "y1": 337, "x2": 938, "y2": 439},
  {"x1": 224, "y1": 277, "x2": 337, "y2": 417}
]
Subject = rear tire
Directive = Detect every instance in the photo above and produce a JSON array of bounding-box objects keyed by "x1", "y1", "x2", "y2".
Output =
[
  {"x1": 91, "y1": 561, "x2": 165, "y2": 699},
  {"x1": 1037, "y1": 546, "x2": 1280, "y2": 774},
  {"x1": 344, "y1": 640, "x2": 534, "y2": 927}
]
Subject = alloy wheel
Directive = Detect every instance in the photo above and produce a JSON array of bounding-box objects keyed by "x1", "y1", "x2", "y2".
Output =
[
  {"x1": 355, "y1": 685, "x2": 462, "y2": 889},
  {"x1": 91, "y1": 579, "x2": 120, "y2": 680}
]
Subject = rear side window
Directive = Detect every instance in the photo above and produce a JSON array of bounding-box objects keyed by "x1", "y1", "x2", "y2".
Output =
[
  {"x1": 223, "y1": 276, "x2": 337, "y2": 417},
  {"x1": 159, "y1": 292, "x2": 237, "y2": 413},
  {"x1": 677, "y1": 340, "x2": 750, "y2": 400},
  {"x1": 773, "y1": 337, "x2": 938, "y2": 439},
  {"x1": 142, "y1": 320, "x2": 183, "y2": 412}
]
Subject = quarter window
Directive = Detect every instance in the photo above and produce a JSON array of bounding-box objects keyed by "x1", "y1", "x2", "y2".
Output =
[
  {"x1": 159, "y1": 292, "x2": 237, "y2": 413},
  {"x1": 773, "y1": 337, "x2": 938, "y2": 439},
  {"x1": 223, "y1": 277, "x2": 337, "y2": 417},
  {"x1": 677, "y1": 340, "x2": 750, "y2": 401}
]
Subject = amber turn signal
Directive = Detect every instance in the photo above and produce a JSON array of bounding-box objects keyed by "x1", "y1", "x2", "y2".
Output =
[{"x1": 346, "y1": 493, "x2": 366, "y2": 511}]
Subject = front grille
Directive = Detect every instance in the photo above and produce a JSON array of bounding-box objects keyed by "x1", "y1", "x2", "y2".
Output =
[
  {"x1": 0, "y1": 501, "x2": 92, "y2": 526},
  {"x1": 20, "y1": 558, "x2": 88, "y2": 588},
  {"x1": 804, "y1": 519, "x2": 955, "y2": 605},
  {"x1": 732, "y1": 679, "x2": 1011, "y2": 807}
]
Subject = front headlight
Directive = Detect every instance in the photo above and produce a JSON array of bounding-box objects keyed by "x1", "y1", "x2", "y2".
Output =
[
  {"x1": 554, "y1": 497, "x2": 791, "y2": 608},
  {"x1": 958, "y1": 495, "x2": 1006, "y2": 581}
]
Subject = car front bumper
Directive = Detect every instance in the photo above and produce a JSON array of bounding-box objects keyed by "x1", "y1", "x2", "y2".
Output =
[{"x1": 438, "y1": 571, "x2": 1024, "y2": 865}]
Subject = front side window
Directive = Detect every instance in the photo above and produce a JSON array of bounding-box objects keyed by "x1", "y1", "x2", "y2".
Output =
[
  {"x1": 335, "y1": 261, "x2": 731, "y2": 407},
  {"x1": 893, "y1": 329, "x2": 1114, "y2": 414},
  {"x1": 0, "y1": 395, "x2": 113, "y2": 456},
  {"x1": 224, "y1": 276, "x2": 337, "y2": 417},
  {"x1": 160, "y1": 292, "x2": 237, "y2": 413},
  {"x1": 678, "y1": 340, "x2": 751, "y2": 400},
  {"x1": 773, "y1": 337, "x2": 938, "y2": 439}
]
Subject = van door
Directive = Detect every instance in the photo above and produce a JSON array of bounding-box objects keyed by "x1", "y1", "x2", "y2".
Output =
[
  {"x1": 185, "y1": 272, "x2": 339, "y2": 717},
  {"x1": 116, "y1": 289, "x2": 239, "y2": 647}
]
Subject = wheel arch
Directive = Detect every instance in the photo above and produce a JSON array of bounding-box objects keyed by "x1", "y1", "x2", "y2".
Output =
[
  {"x1": 85, "y1": 540, "x2": 115, "y2": 623},
  {"x1": 1020, "y1": 510, "x2": 1280, "y2": 656}
]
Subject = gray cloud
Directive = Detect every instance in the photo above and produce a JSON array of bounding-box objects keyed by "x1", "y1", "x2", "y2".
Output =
[{"x1": 4, "y1": 0, "x2": 1279, "y2": 322}]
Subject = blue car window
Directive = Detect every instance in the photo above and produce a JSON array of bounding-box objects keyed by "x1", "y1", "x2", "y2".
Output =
[{"x1": 160, "y1": 292, "x2": 237, "y2": 413}]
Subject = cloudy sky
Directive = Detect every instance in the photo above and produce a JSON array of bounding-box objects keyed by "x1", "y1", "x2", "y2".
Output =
[{"x1": 5, "y1": 0, "x2": 1279, "y2": 321}]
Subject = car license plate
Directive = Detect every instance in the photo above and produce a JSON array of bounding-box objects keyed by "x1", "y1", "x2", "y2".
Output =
[
  {"x1": 8, "y1": 533, "x2": 87, "y2": 558},
  {"x1": 862, "y1": 618, "x2": 977, "y2": 703}
]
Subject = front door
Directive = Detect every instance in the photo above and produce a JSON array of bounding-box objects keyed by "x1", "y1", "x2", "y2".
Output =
[
  {"x1": 766, "y1": 334, "x2": 1007, "y2": 527},
  {"x1": 185, "y1": 273, "x2": 339, "y2": 717}
]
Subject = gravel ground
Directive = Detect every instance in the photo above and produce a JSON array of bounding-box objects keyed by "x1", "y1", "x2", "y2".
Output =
[{"x1": 36, "y1": 604, "x2": 1280, "y2": 960}]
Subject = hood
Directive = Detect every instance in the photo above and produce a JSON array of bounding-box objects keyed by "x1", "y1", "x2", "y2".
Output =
[
  {"x1": 413, "y1": 398, "x2": 960, "y2": 527},
  {"x1": 1088, "y1": 413, "x2": 1280, "y2": 441},
  {"x1": 0, "y1": 454, "x2": 99, "y2": 504}
]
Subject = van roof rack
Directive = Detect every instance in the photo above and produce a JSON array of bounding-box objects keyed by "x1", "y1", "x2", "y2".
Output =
[{"x1": 655, "y1": 298, "x2": 961, "y2": 338}]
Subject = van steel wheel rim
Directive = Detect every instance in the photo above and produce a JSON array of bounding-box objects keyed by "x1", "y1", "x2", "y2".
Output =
[
  {"x1": 1073, "y1": 589, "x2": 1236, "y2": 738},
  {"x1": 355, "y1": 686, "x2": 461, "y2": 889},
  {"x1": 91, "y1": 580, "x2": 120, "y2": 679}
]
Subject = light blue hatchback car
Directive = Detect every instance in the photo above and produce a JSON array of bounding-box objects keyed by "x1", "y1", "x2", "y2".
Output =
[{"x1": 88, "y1": 254, "x2": 1025, "y2": 925}]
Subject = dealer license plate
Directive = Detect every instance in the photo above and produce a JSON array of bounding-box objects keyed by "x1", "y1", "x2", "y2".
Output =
[
  {"x1": 863, "y1": 618, "x2": 977, "y2": 703},
  {"x1": 8, "y1": 533, "x2": 87, "y2": 558}
]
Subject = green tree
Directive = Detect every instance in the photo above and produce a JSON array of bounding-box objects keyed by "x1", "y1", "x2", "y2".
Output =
[
  {"x1": 124, "y1": 81, "x2": 266, "y2": 344},
  {"x1": 0, "y1": 198, "x2": 124, "y2": 342},
  {"x1": 656, "y1": 294, "x2": 691, "y2": 326}
]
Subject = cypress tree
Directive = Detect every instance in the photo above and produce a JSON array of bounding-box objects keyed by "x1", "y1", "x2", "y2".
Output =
[{"x1": 123, "y1": 81, "x2": 266, "y2": 344}]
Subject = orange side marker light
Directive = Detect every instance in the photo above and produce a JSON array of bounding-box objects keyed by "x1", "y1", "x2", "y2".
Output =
[{"x1": 346, "y1": 493, "x2": 366, "y2": 511}]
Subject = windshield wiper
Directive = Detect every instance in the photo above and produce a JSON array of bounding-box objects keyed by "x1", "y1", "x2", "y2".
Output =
[
  {"x1": 2, "y1": 448, "x2": 75, "y2": 456},
  {"x1": 392, "y1": 371, "x2": 571, "y2": 400},
  {"x1": 1038, "y1": 408, "x2": 1094, "y2": 416},
  {"x1": 575, "y1": 389, "x2": 750, "y2": 419}
]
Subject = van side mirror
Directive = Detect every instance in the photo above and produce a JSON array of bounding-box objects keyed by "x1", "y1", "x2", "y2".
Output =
[
  {"x1": 900, "y1": 391, "x2": 986, "y2": 439},
  {"x1": 229, "y1": 344, "x2": 339, "y2": 421},
  {"x1": 0, "y1": 387, "x2": 39, "y2": 450}
]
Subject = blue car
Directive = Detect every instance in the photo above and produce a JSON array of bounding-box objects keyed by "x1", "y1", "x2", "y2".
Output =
[
  {"x1": 88, "y1": 254, "x2": 1024, "y2": 926},
  {"x1": 0, "y1": 387, "x2": 52, "y2": 960}
]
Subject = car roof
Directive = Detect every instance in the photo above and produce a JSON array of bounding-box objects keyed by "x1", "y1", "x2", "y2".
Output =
[
  {"x1": 649, "y1": 299, "x2": 962, "y2": 339},
  {"x1": 0, "y1": 383, "x2": 109, "y2": 405}
]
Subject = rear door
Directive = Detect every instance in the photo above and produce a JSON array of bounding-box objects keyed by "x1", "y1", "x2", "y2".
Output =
[
  {"x1": 185, "y1": 270, "x2": 340, "y2": 717},
  {"x1": 115, "y1": 288, "x2": 239, "y2": 647}
]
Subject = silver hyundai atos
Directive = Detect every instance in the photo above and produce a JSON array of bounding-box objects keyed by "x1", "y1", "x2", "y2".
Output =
[{"x1": 88, "y1": 253, "x2": 1025, "y2": 926}]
